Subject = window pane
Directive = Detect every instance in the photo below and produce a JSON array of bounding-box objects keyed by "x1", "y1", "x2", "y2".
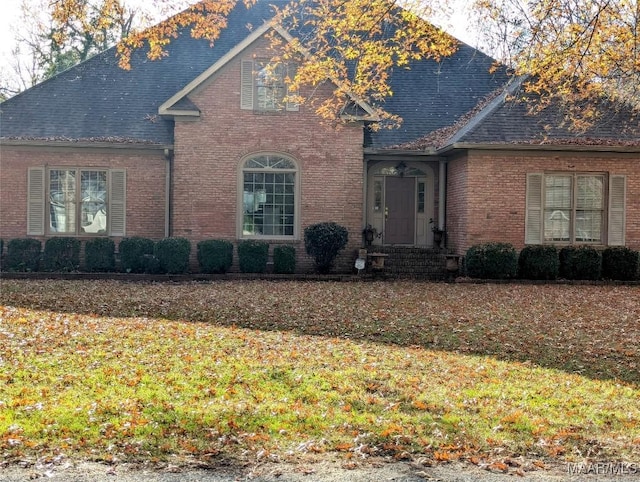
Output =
[
  {"x1": 417, "y1": 181, "x2": 425, "y2": 213},
  {"x1": 545, "y1": 176, "x2": 571, "y2": 208},
  {"x1": 374, "y1": 179, "x2": 383, "y2": 212},
  {"x1": 576, "y1": 210, "x2": 603, "y2": 242},
  {"x1": 49, "y1": 169, "x2": 76, "y2": 233},
  {"x1": 544, "y1": 209, "x2": 571, "y2": 242},
  {"x1": 256, "y1": 62, "x2": 286, "y2": 111},
  {"x1": 81, "y1": 171, "x2": 107, "y2": 233},
  {"x1": 577, "y1": 176, "x2": 603, "y2": 209},
  {"x1": 243, "y1": 168, "x2": 295, "y2": 237}
]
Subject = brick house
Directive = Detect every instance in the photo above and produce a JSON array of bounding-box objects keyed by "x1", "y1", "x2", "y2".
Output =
[{"x1": 1, "y1": 1, "x2": 638, "y2": 273}]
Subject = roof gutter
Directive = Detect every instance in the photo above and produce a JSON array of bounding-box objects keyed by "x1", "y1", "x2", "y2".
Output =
[
  {"x1": 436, "y1": 142, "x2": 640, "y2": 155},
  {"x1": 1, "y1": 139, "x2": 173, "y2": 152}
]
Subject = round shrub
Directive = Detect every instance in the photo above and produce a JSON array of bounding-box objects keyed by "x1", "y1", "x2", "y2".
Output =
[
  {"x1": 43, "y1": 237, "x2": 81, "y2": 272},
  {"x1": 155, "y1": 237, "x2": 191, "y2": 274},
  {"x1": 6, "y1": 238, "x2": 42, "y2": 272},
  {"x1": 238, "y1": 240, "x2": 269, "y2": 273},
  {"x1": 273, "y1": 245, "x2": 296, "y2": 274},
  {"x1": 197, "y1": 239, "x2": 233, "y2": 274},
  {"x1": 602, "y1": 247, "x2": 639, "y2": 281},
  {"x1": 119, "y1": 237, "x2": 155, "y2": 273},
  {"x1": 518, "y1": 245, "x2": 559, "y2": 280},
  {"x1": 465, "y1": 242, "x2": 517, "y2": 279},
  {"x1": 85, "y1": 238, "x2": 116, "y2": 272},
  {"x1": 304, "y1": 222, "x2": 349, "y2": 273},
  {"x1": 559, "y1": 246, "x2": 602, "y2": 280}
]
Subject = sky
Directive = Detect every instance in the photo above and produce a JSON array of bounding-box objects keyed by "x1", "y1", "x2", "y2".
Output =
[{"x1": 0, "y1": 0, "x2": 481, "y2": 79}]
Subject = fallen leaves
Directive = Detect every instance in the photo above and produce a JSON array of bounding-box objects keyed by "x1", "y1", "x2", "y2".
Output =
[{"x1": 0, "y1": 280, "x2": 638, "y2": 467}]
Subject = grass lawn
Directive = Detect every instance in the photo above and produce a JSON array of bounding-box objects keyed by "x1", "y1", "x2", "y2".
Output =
[{"x1": 0, "y1": 280, "x2": 638, "y2": 468}]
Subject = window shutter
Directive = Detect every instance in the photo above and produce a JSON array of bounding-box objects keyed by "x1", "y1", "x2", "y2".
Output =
[
  {"x1": 109, "y1": 169, "x2": 126, "y2": 237},
  {"x1": 608, "y1": 175, "x2": 626, "y2": 246},
  {"x1": 525, "y1": 173, "x2": 543, "y2": 244},
  {"x1": 285, "y1": 63, "x2": 299, "y2": 112},
  {"x1": 240, "y1": 60, "x2": 254, "y2": 110},
  {"x1": 27, "y1": 167, "x2": 45, "y2": 236}
]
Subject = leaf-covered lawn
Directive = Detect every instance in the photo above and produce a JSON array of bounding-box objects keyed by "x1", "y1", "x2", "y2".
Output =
[{"x1": 1, "y1": 280, "x2": 639, "y2": 467}]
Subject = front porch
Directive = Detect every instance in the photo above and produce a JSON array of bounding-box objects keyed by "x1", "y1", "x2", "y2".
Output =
[{"x1": 362, "y1": 246, "x2": 459, "y2": 280}]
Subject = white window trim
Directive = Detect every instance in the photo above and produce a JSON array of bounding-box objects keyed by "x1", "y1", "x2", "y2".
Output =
[
  {"x1": 237, "y1": 152, "x2": 301, "y2": 240},
  {"x1": 240, "y1": 59, "x2": 299, "y2": 113},
  {"x1": 525, "y1": 171, "x2": 626, "y2": 246},
  {"x1": 27, "y1": 166, "x2": 126, "y2": 237}
]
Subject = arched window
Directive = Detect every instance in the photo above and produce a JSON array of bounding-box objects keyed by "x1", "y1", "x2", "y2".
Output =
[{"x1": 240, "y1": 154, "x2": 298, "y2": 238}]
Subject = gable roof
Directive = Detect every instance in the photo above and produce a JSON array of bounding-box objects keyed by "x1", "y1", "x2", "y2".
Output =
[
  {"x1": 0, "y1": 1, "x2": 287, "y2": 145},
  {"x1": 0, "y1": 0, "x2": 512, "y2": 148}
]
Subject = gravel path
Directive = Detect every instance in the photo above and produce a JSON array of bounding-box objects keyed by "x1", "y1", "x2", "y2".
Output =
[{"x1": 2, "y1": 458, "x2": 640, "y2": 481}]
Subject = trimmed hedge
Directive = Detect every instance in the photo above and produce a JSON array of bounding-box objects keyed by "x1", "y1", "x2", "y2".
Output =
[
  {"x1": 85, "y1": 238, "x2": 116, "y2": 272},
  {"x1": 465, "y1": 242, "x2": 518, "y2": 279},
  {"x1": 6, "y1": 238, "x2": 42, "y2": 272},
  {"x1": 43, "y1": 237, "x2": 80, "y2": 272},
  {"x1": 518, "y1": 245, "x2": 559, "y2": 280},
  {"x1": 119, "y1": 237, "x2": 155, "y2": 273},
  {"x1": 602, "y1": 247, "x2": 639, "y2": 281},
  {"x1": 238, "y1": 240, "x2": 269, "y2": 273},
  {"x1": 197, "y1": 239, "x2": 233, "y2": 274},
  {"x1": 273, "y1": 245, "x2": 296, "y2": 274},
  {"x1": 304, "y1": 222, "x2": 349, "y2": 273},
  {"x1": 559, "y1": 245, "x2": 602, "y2": 280},
  {"x1": 155, "y1": 237, "x2": 191, "y2": 274}
]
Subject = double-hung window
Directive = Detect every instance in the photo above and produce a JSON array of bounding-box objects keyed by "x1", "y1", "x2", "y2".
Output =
[
  {"x1": 28, "y1": 167, "x2": 126, "y2": 236},
  {"x1": 240, "y1": 59, "x2": 298, "y2": 112},
  {"x1": 240, "y1": 154, "x2": 298, "y2": 238},
  {"x1": 525, "y1": 172, "x2": 626, "y2": 246}
]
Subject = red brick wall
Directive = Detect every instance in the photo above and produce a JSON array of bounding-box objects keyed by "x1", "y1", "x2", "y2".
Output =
[
  {"x1": 447, "y1": 149, "x2": 640, "y2": 255},
  {"x1": 172, "y1": 36, "x2": 364, "y2": 272},
  {"x1": 0, "y1": 146, "x2": 168, "y2": 243}
]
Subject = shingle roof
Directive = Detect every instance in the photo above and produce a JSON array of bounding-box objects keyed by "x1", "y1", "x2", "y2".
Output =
[
  {"x1": 0, "y1": 1, "x2": 284, "y2": 145},
  {"x1": 0, "y1": 0, "x2": 511, "y2": 148},
  {"x1": 388, "y1": 82, "x2": 640, "y2": 151}
]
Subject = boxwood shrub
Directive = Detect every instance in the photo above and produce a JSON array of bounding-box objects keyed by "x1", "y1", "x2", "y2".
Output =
[
  {"x1": 6, "y1": 238, "x2": 42, "y2": 272},
  {"x1": 602, "y1": 247, "x2": 639, "y2": 281},
  {"x1": 155, "y1": 237, "x2": 191, "y2": 274},
  {"x1": 518, "y1": 245, "x2": 559, "y2": 280},
  {"x1": 273, "y1": 245, "x2": 296, "y2": 274},
  {"x1": 465, "y1": 242, "x2": 518, "y2": 279},
  {"x1": 304, "y1": 222, "x2": 349, "y2": 273},
  {"x1": 43, "y1": 237, "x2": 81, "y2": 272},
  {"x1": 119, "y1": 237, "x2": 155, "y2": 273},
  {"x1": 85, "y1": 238, "x2": 116, "y2": 272},
  {"x1": 238, "y1": 240, "x2": 269, "y2": 273},
  {"x1": 197, "y1": 239, "x2": 233, "y2": 274},
  {"x1": 559, "y1": 245, "x2": 602, "y2": 280}
]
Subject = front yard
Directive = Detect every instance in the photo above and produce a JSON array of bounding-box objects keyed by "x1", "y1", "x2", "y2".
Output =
[{"x1": 1, "y1": 280, "x2": 638, "y2": 470}]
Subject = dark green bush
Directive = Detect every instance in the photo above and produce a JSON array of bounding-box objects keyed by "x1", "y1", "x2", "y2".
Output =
[
  {"x1": 273, "y1": 245, "x2": 296, "y2": 274},
  {"x1": 602, "y1": 247, "x2": 639, "y2": 281},
  {"x1": 6, "y1": 238, "x2": 42, "y2": 272},
  {"x1": 238, "y1": 240, "x2": 269, "y2": 273},
  {"x1": 518, "y1": 245, "x2": 559, "y2": 280},
  {"x1": 84, "y1": 238, "x2": 116, "y2": 272},
  {"x1": 197, "y1": 239, "x2": 233, "y2": 274},
  {"x1": 304, "y1": 222, "x2": 349, "y2": 273},
  {"x1": 465, "y1": 242, "x2": 518, "y2": 279},
  {"x1": 119, "y1": 237, "x2": 155, "y2": 273},
  {"x1": 559, "y1": 246, "x2": 602, "y2": 280},
  {"x1": 155, "y1": 237, "x2": 191, "y2": 274},
  {"x1": 43, "y1": 237, "x2": 80, "y2": 272}
]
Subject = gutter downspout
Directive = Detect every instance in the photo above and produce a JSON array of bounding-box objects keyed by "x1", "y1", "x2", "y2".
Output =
[
  {"x1": 164, "y1": 148, "x2": 173, "y2": 238},
  {"x1": 438, "y1": 159, "x2": 446, "y2": 234}
]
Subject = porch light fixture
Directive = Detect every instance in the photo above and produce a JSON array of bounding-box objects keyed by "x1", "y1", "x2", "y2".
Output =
[{"x1": 395, "y1": 161, "x2": 407, "y2": 177}]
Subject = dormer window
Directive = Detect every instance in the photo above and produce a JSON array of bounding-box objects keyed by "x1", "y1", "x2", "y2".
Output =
[{"x1": 241, "y1": 59, "x2": 298, "y2": 112}]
